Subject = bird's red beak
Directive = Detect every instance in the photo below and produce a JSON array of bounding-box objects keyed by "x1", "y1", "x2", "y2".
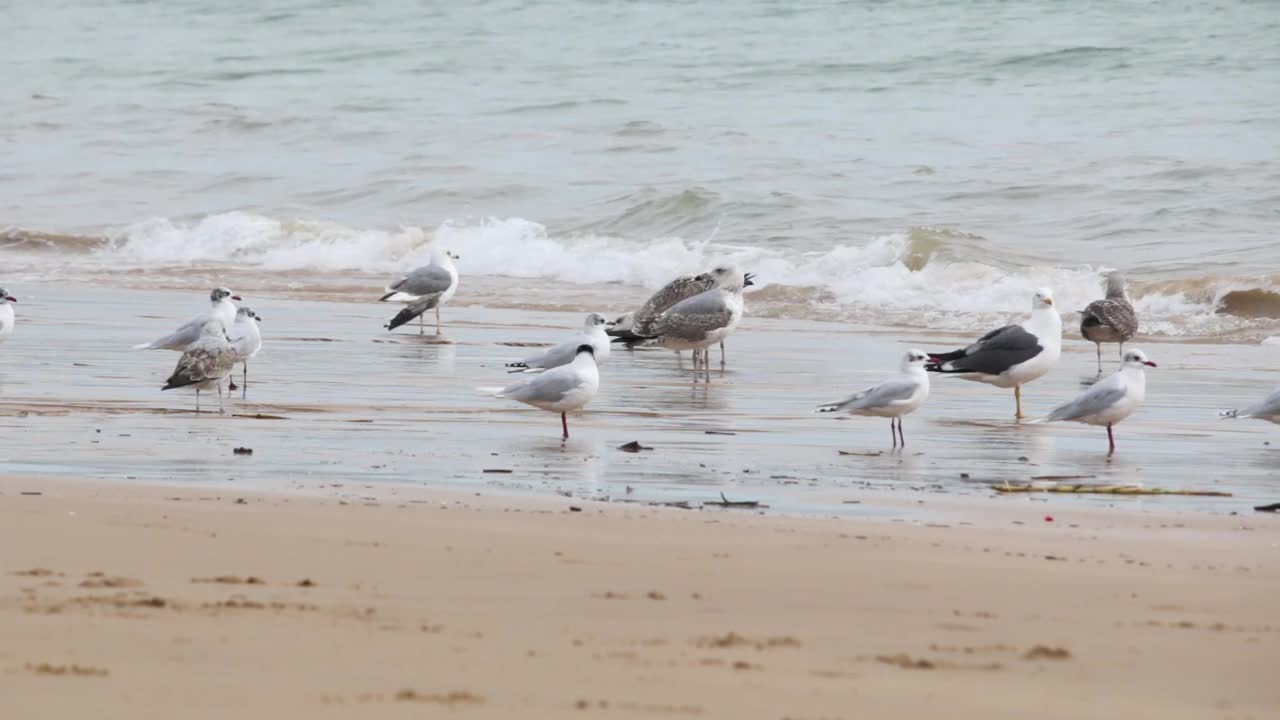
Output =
[
  {"x1": 1143, "y1": 361, "x2": 1158, "y2": 368},
  {"x1": 3, "y1": 296, "x2": 14, "y2": 303},
  {"x1": 231, "y1": 295, "x2": 242, "y2": 301}
]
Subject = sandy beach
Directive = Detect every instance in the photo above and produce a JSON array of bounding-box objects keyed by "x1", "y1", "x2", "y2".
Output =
[{"x1": 2, "y1": 475, "x2": 1277, "y2": 719}]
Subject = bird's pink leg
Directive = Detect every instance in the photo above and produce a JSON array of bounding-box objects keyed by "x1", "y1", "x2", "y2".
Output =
[
  {"x1": 561, "y1": 412, "x2": 569, "y2": 440},
  {"x1": 890, "y1": 419, "x2": 897, "y2": 448},
  {"x1": 898, "y1": 419, "x2": 906, "y2": 448},
  {"x1": 1107, "y1": 423, "x2": 1115, "y2": 455}
]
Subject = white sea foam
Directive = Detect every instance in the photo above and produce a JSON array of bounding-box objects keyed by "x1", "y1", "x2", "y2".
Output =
[{"x1": 82, "y1": 212, "x2": 1278, "y2": 337}]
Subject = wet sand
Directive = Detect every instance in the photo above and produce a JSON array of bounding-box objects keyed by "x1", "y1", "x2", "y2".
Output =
[
  {"x1": 0, "y1": 284, "x2": 1276, "y2": 515},
  {"x1": 1, "y1": 476, "x2": 1276, "y2": 719}
]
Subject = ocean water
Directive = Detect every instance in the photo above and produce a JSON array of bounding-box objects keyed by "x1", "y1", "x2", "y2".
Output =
[{"x1": 3, "y1": 0, "x2": 1279, "y2": 338}]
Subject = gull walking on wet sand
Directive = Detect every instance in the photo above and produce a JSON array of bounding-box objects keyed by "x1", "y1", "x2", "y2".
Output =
[
  {"x1": 816, "y1": 350, "x2": 931, "y2": 449},
  {"x1": 629, "y1": 266, "x2": 753, "y2": 380},
  {"x1": 506, "y1": 313, "x2": 612, "y2": 373},
  {"x1": 380, "y1": 246, "x2": 459, "y2": 335},
  {"x1": 133, "y1": 287, "x2": 241, "y2": 351},
  {"x1": 1220, "y1": 388, "x2": 1280, "y2": 424},
  {"x1": 1033, "y1": 349, "x2": 1156, "y2": 455},
  {"x1": 926, "y1": 288, "x2": 1062, "y2": 419},
  {"x1": 0, "y1": 288, "x2": 16, "y2": 342},
  {"x1": 161, "y1": 319, "x2": 240, "y2": 414},
  {"x1": 1080, "y1": 272, "x2": 1138, "y2": 372},
  {"x1": 227, "y1": 306, "x2": 262, "y2": 398},
  {"x1": 495, "y1": 345, "x2": 600, "y2": 440}
]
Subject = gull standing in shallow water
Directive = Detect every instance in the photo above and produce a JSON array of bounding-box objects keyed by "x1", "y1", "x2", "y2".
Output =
[
  {"x1": 925, "y1": 288, "x2": 1062, "y2": 419},
  {"x1": 161, "y1": 319, "x2": 239, "y2": 414},
  {"x1": 227, "y1": 306, "x2": 262, "y2": 398},
  {"x1": 1080, "y1": 272, "x2": 1138, "y2": 372},
  {"x1": 380, "y1": 246, "x2": 459, "y2": 335},
  {"x1": 611, "y1": 266, "x2": 752, "y2": 367},
  {"x1": 506, "y1": 313, "x2": 612, "y2": 373},
  {"x1": 495, "y1": 345, "x2": 600, "y2": 440},
  {"x1": 1034, "y1": 349, "x2": 1156, "y2": 455},
  {"x1": 134, "y1": 287, "x2": 241, "y2": 351},
  {"x1": 1220, "y1": 388, "x2": 1280, "y2": 424},
  {"x1": 629, "y1": 266, "x2": 754, "y2": 379},
  {"x1": 0, "y1": 288, "x2": 16, "y2": 342},
  {"x1": 816, "y1": 350, "x2": 931, "y2": 449}
]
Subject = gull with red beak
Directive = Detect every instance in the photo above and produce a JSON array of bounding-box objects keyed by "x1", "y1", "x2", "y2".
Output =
[
  {"x1": 0, "y1": 288, "x2": 16, "y2": 342},
  {"x1": 133, "y1": 287, "x2": 241, "y2": 351},
  {"x1": 1033, "y1": 349, "x2": 1157, "y2": 455}
]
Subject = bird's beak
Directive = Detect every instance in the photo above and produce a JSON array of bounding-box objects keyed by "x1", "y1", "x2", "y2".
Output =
[
  {"x1": 231, "y1": 295, "x2": 243, "y2": 301},
  {"x1": 743, "y1": 272, "x2": 756, "y2": 287},
  {"x1": 1044, "y1": 298, "x2": 1054, "y2": 306},
  {"x1": 255, "y1": 315, "x2": 263, "y2": 323},
  {"x1": 4, "y1": 296, "x2": 15, "y2": 303},
  {"x1": 1143, "y1": 360, "x2": 1157, "y2": 368}
]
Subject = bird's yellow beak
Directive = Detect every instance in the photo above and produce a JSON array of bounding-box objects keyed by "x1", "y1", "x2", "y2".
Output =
[{"x1": 1044, "y1": 297, "x2": 1054, "y2": 306}]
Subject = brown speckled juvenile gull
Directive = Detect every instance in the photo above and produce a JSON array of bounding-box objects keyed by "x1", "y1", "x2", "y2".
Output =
[
  {"x1": 631, "y1": 266, "x2": 753, "y2": 379},
  {"x1": 162, "y1": 319, "x2": 239, "y2": 414},
  {"x1": 1080, "y1": 272, "x2": 1138, "y2": 372},
  {"x1": 610, "y1": 266, "x2": 755, "y2": 366}
]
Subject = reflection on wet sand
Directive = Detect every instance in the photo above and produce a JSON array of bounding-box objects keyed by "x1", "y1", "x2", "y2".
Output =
[{"x1": 0, "y1": 284, "x2": 1276, "y2": 515}]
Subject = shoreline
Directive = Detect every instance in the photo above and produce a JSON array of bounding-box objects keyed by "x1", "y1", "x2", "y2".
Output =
[{"x1": 2, "y1": 475, "x2": 1277, "y2": 718}]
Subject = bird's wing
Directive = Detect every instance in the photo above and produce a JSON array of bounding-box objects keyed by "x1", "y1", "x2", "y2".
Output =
[
  {"x1": 142, "y1": 316, "x2": 205, "y2": 350},
  {"x1": 934, "y1": 325, "x2": 1042, "y2": 375},
  {"x1": 1046, "y1": 377, "x2": 1128, "y2": 422},
  {"x1": 511, "y1": 339, "x2": 577, "y2": 371},
  {"x1": 387, "y1": 264, "x2": 453, "y2": 297},
  {"x1": 500, "y1": 366, "x2": 583, "y2": 403},
  {"x1": 1081, "y1": 298, "x2": 1137, "y2": 337},
  {"x1": 633, "y1": 273, "x2": 714, "y2": 334},
  {"x1": 646, "y1": 291, "x2": 732, "y2": 342},
  {"x1": 163, "y1": 339, "x2": 236, "y2": 389},
  {"x1": 840, "y1": 376, "x2": 921, "y2": 412}
]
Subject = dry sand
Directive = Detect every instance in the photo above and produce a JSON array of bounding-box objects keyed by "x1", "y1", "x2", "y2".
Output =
[{"x1": 2, "y1": 475, "x2": 1276, "y2": 719}]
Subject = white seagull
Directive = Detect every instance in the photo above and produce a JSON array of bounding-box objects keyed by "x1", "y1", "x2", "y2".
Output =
[
  {"x1": 506, "y1": 313, "x2": 613, "y2": 373},
  {"x1": 0, "y1": 288, "x2": 16, "y2": 342},
  {"x1": 629, "y1": 266, "x2": 754, "y2": 378},
  {"x1": 161, "y1": 319, "x2": 240, "y2": 414},
  {"x1": 495, "y1": 344, "x2": 600, "y2": 440},
  {"x1": 380, "y1": 246, "x2": 459, "y2": 335},
  {"x1": 134, "y1": 287, "x2": 241, "y2": 351},
  {"x1": 926, "y1": 288, "x2": 1062, "y2": 419},
  {"x1": 1034, "y1": 348, "x2": 1157, "y2": 455},
  {"x1": 816, "y1": 349, "x2": 932, "y2": 448},
  {"x1": 227, "y1": 306, "x2": 263, "y2": 398},
  {"x1": 1220, "y1": 388, "x2": 1280, "y2": 424}
]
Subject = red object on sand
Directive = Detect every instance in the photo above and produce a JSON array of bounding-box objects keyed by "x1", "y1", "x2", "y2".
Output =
[{"x1": 1044, "y1": 515, "x2": 1054, "y2": 522}]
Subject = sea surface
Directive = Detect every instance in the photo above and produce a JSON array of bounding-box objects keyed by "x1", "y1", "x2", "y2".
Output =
[{"x1": 2, "y1": 0, "x2": 1278, "y2": 338}]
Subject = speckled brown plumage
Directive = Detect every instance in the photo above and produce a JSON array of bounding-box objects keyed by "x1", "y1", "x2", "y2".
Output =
[{"x1": 1080, "y1": 273, "x2": 1138, "y2": 371}]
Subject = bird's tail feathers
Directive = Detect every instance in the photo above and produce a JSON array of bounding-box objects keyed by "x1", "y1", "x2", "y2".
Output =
[
  {"x1": 132, "y1": 342, "x2": 154, "y2": 350},
  {"x1": 476, "y1": 385, "x2": 506, "y2": 397}
]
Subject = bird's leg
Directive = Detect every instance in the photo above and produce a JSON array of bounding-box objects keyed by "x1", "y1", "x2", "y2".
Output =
[
  {"x1": 1107, "y1": 423, "x2": 1115, "y2": 456},
  {"x1": 890, "y1": 419, "x2": 897, "y2": 449},
  {"x1": 898, "y1": 418, "x2": 906, "y2": 448},
  {"x1": 217, "y1": 382, "x2": 225, "y2": 415},
  {"x1": 435, "y1": 306, "x2": 441, "y2": 336},
  {"x1": 704, "y1": 353, "x2": 711, "y2": 383},
  {"x1": 418, "y1": 313, "x2": 424, "y2": 336},
  {"x1": 1015, "y1": 386, "x2": 1025, "y2": 420},
  {"x1": 195, "y1": 389, "x2": 201, "y2": 414},
  {"x1": 561, "y1": 412, "x2": 569, "y2": 440},
  {"x1": 242, "y1": 361, "x2": 248, "y2": 400},
  {"x1": 720, "y1": 340, "x2": 726, "y2": 368},
  {"x1": 1095, "y1": 343, "x2": 1103, "y2": 374},
  {"x1": 1118, "y1": 342, "x2": 1124, "y2": 359}
]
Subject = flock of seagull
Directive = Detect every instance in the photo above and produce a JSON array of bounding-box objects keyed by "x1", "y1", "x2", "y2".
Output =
[{"x1": 0, "y1": 255, "x2": 1277, "y2": 453}]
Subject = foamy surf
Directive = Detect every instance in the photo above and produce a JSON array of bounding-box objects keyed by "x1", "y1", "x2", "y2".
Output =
[{"x1": 3, "y1": 212, "x2": 1278, "y2": 340}]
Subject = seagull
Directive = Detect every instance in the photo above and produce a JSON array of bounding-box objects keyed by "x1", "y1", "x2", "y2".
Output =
[
  {"x1": 629, "y1": 266, "x2": 754, "y2": 379},
  {"x1": 380, "y1": 246, "x2": 459, "y2": 335},
  {"x1": 610, "y1": 266, "x2": 754, "y2": 366},
  {"x1": 816, "y1": 349, "x2": 931, "y2": 448},
  {"x1": 495, "y1": 344, "x2": 600, "y2": 440},
  {"x1": 161, "y1": 319, "x2": 240, "y2": 414},
  {"x1": 925, "y1": 288, "x2": 1062, "y2": 419},
  {"x1": 0, "y1": 288, "x2": 16, "y2": 342},
  {"x1": 134, "y1": 287, "x2": 241, "y2": 351},
  {"x1": 226, "y1": 306, "x2": 263, "y2": 398},
  {"x1": 506, "y1": 313, "x2": 613, "y2": 373},
  {"x1": 1034, "y1": 348, "x2": 1156, "y2": 455},
  {"x1": 1220, "y1": 388, "x2": 1280, "y2": 424},
  {"x1": 1080, "y1": 272, "x2": 1138, "y2": 372}
]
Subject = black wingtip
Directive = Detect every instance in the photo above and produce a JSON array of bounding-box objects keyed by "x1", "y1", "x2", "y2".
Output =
[{"x1": 378, "y1": 291, "x2": 396, "y2": 302}]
